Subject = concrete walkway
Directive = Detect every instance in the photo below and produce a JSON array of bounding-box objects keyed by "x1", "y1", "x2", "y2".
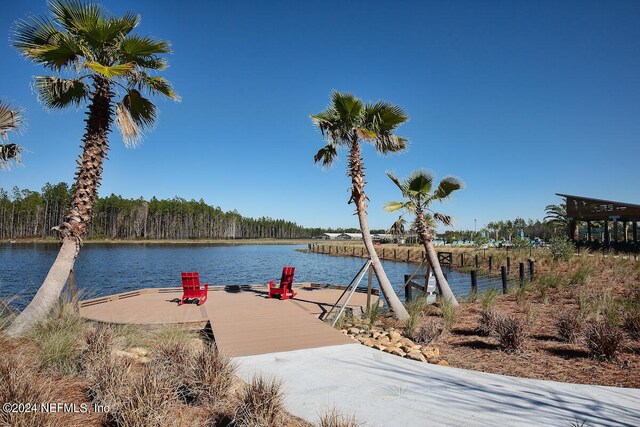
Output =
[{"x1": 235, "y1": 343, "x2": 640, "y2": 427}]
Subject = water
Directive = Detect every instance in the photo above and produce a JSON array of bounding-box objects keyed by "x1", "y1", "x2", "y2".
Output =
[{"x1": 0, "y1": 243, "x2": 501, "y2": 308}]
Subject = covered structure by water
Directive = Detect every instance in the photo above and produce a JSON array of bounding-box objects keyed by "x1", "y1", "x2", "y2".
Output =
[{"x1": 557, "y1": 193, "x2": 640, "y2": 252}]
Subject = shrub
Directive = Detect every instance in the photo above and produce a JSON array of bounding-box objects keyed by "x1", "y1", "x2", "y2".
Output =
[
  {"x1": 515, "y1": 286, "x2": 528, "y2": 306},
  {"x1": 537, "y1": 271, "x2": 568, "y2": 290},
  {"x1": 549, "y1": 236, "x2": 575, "y2": 261},
  {"x1": 494, "y1": 313, "x2": 527, "y2": 352},
  {"x1": 366, "y1": 301, "x2": 379, "y2": 327},
  {"x1": 0, "y1": 356, "x2": 65, "y2": 427},
  {"x1": 29, "y1": 300, "x2": 85, "y2": 375},
  {"x1": 80, "y1": 323, "x2": 115, "y2": 374},
  {"x1": 570, "y1": 266, "x2": 593, "y2": 285},
  {"x1": 318, "y1": 408, "x2": 361, "y2": 427},
  {"x1": 413, "y1": 319, "x2": 444, "y2": 344},
  {"x1": 234, "y1": 375, "x2": 284, "y2": 427},
  {"x1": 554, "y1": 310, "x2": 582, "y2": 343},
  {"x1": 586, "y1": 320, "x2": 623, "y2": 361},
  {"x1": 404, "y1": 296, "x2": 428, "y2": 337},
  {"x1": 623, "y1": 312, "x2": 640, "y2": 340},
  {"x1": 105, "y1": 365, "x2": 175, "y2": 427},
  {"x1": 440, "y1": 298, "x2": 458, "y2": 330},
  {"x1": 477, "y1": 308, "x2": 497, "y2": 336},
  {"x1": 189, "y1": 347, "x2": 237, "y2": 411},
  {"x1": 480, "y1": 288, "x2": 498, "y2": 311},
  {"x1": 152, "y1": 342, "x2": 196, "y2": 403}
]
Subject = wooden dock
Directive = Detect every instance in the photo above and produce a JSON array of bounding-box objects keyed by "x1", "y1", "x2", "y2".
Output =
[{"x1": 79, "y1": 284, "x2": 377, "y2": 357}]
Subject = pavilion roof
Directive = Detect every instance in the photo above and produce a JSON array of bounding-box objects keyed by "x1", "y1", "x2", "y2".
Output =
[{"x1": 556, "y1": 193, "x2": 640, "y2": 221}]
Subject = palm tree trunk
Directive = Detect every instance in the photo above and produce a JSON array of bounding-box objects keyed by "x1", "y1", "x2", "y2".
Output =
[
  {"x1": 415, "y1": 204, "x2": 459, "y2": 306},
  {"x1": 348, "y1": 139, "x2": 409, "y2": 321},
  {"x1": 6, "y1": 77, "x2": 112, "y2": 337}
]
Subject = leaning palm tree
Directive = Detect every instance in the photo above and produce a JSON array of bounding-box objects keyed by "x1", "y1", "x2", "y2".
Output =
[
  {"x1": 6, "y1": 0, "x2": 179, "y2": 337},
  {"x1": 312, "y1": 91, "x2": 409, "y2": 320},
  {"x1": 385, "y1": 170, "x2": 463, "y2": 306},
  {"x1": 0, "y1": 100, "x2": 24, "y2": 169}
]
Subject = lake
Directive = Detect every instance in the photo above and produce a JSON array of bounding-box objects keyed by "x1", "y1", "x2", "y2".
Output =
[{"x1": 0, "y1": 243, "x2": 499, "y2": 309}]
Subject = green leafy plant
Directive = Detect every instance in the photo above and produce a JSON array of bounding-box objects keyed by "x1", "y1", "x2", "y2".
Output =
[
  {"x1": 480, "y1": 288, "x2": 498, "y2": 311},
  {"x1": 549, "y1": 236, "x2": 575, "y2": 261}
]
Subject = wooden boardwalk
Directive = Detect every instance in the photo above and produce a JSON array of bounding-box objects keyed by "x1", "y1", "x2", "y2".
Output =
[{"x1": 79, "y1": 284, "x2": 377, "y2": 357}]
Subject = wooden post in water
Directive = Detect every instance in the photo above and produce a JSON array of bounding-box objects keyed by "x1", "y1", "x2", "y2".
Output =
[
  {"x1": 501, "y1": 266, "x2": 508, "y2": 294},
  {"x1": 361, "y1": 247, "x2": 364, "y2": 257},
  {"x1": 394, "y1": 249, "x2": 397, "y2": 260},
  {"x1": 519, "y1": 262, "x2": 525, "y2": 286},
  {"x1": 407, "y1": 249, "x2": 411, "y2": 262},
  {"x1": 460, "y1": 253, "x2": 465, "y2": 267},
  {"x1": 404, "y1": 274, "x2": 412, "y2": 302},
  {"x1": 352, "y1": 247, "x2": 355, "y2": 256},
  {"x1": 489, "y1": 256, "x2": 493, "y2": 272},
  {"x1": 471, "y1": 270, "x2": 478, "y2": 295}
]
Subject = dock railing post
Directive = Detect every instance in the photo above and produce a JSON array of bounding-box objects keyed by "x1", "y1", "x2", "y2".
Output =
[{"x1": 528, "y1": 259, "x2": 535, "y2": 281}]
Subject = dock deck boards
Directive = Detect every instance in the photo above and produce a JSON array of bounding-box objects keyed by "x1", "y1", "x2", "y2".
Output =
[{"x1": 79, "y1": 284, "x2": 376, "y2": 357}]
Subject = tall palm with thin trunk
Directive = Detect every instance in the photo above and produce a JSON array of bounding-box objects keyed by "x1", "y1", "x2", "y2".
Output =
[
  {"x1": 0, "y1": 101, "x2": 24, "y2": 169},
  {"x1": 312, "y1": 91, "x2": 409, "y2": 320},
  {"x1": 385, "y1": 170, "x2": 463, "y2": 306},
  {"x1": 7, "y1": 0, "x2": 179, "y2": 337}
]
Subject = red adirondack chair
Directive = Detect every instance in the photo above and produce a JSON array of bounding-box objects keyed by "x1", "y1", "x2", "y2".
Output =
[
  {"x1": 267, "y1": 266, "x2": 296, "y2": 299},
  {"x1": 179, "y1": 272, "x2": 208, "y2": 305}
]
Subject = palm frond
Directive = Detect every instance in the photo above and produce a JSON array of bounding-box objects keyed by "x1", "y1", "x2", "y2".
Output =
[
  {"x1": 386, "y1": 171, "x2": 407, "y2": 194},
  {"x1": 313, "y1": 143, "x2": 338, "y2": 168},
  {"x1": 433, "y1": 212, "x2": 454, "y2": 227},
  {"x1": 115, "y1": 102, "x2": 141, "y2": 147},
  {"x1": 363, "y1": 101, "x2": 408, "y2": 132},
  {"x1": 13, "y1": 16, "x2": 61, "y2": 52},
  {"x1": 0, "y1": 101, "x2": 24, "y2": 136},
  {"x1": 85, "y1": 61, "x2": 134, "y2": 78},
  {"x1": 431, "y1": 176, "x2": 463, "y2": 201},
  {"x1": 121, "y1": 34, "x2": 171, "y2": 59},
  {"x1": 33, "y1": 76, "x2": 90, "y2": 108},
  {"x1": 49, "y1": 0, "x2": 102, "y2": 35},
  {"x1": 383, "y1": 201, "x2": 406, "y2": 212},
  {"x1": 407, "y1": 170, "x2": 434, "y2": 197},
  {"x1": 373, "y1": 134, "x2": 407, "y2": 154},
  {"x1": 127, "y1": 73, "x2": 180, "y2": 100},
  {"x1": 122, "y1": 89, "x2": 156, "y2": 128},
  {"x1": 331, "y1": 91, "x2": 362, "y2": 122}
]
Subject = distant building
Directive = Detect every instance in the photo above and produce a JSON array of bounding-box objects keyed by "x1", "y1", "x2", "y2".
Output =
[
  {"x1": 372, "y1": 233, "x2": 393, "y2": 241},
  {"x1": 337, "y1": 233, "x2": 363, "y2": 240},
  {"x1": 313, "y1": 233, "x2": 342, "y2": 240}
]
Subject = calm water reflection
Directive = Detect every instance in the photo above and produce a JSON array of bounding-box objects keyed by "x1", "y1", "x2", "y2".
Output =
[{"x1": 0, "y1": 243, "x2": 494, "y2": 308}]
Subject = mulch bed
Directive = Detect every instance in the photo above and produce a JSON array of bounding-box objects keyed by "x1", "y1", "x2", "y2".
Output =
[{"x1": 435, "y1": 293, "x2": 639, "y2": 388}]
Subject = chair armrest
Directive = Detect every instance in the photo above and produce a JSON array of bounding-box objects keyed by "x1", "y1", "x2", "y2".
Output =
[{"x1": 203, "y1": 283, "x2": 209, "y2": 291}]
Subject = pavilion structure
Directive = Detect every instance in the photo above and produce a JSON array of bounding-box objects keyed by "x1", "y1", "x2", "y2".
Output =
[{"x1": 557, "y1": 193, "x2": 640, "y2": 252}]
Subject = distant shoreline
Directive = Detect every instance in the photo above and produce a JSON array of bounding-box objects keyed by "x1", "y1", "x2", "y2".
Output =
[{"x1": 0, "y1": 238, "x2": 315, "y2": 245}]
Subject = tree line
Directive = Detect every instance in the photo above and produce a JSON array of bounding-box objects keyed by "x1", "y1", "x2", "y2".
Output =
[{"x1": 0, "y1": 182, "x2": 315, "y2": 240}]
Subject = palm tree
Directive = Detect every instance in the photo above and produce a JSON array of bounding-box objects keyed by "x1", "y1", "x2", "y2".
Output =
[
  {"x1": 544, "y1": 203, "x2": 580, "y2": 239},
  {"x1": 6, "y1": 1, "x2": 179, "y2": 337},
  {"x1": 385, "y1": 170, "x2": 463, "y2": 307},
  {"x1": 0, "y1": 101, "x2": 24, "y2": 169},
  {"x1": 388, "y1": 216, "x2": 405, "y2": 242},
  {"x1": 312, "y1": 91, "x2": 409, "y2": 321}
]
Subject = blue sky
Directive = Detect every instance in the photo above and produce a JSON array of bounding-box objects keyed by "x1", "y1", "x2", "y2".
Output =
[{"x1": 1, "y1": 0, "x2": 639, "y2": 231}]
